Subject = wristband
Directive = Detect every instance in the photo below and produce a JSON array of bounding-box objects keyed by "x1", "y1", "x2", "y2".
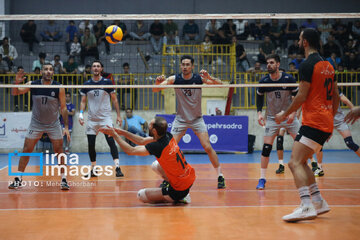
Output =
[{"x1": 79, "y1": 111, "x2": 84, "y2": 119}]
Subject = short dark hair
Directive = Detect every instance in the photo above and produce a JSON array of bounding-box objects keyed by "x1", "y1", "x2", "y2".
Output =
[
  {"x1": 2, "y1": 37, "x2": 8, "y2": 42},
  {"x1": 153, "y1": 116, "x2": 167, "y2": 137},
  {"x1": 42, "y1": 63, "x2": 54, "y2": 69},
  {"x1": 39, "y1": 52, "x2": 46, "y2": 59},
  {"x1": 123, "y1": 62, "x2": 129, "y2": 68},
  {"x1": 266, "y1": 54, "x2": 280, "y2": 63},
  {"x1": 69, "y1": 20, "x2": 75, "y2": 24},
  {"x1": 92, "y1": 60, "x2": 103, "y2": 67},
  {"x1": 17, "y1": 66, "x2": 24, "y2": 71},
  {"x1": 289, "y1": 62, "x2": 295, "y2": 66},
  {"x1": 181, "y1": 55, "x2": 194, "y2": 65},
  {"x1": 125, "y1": 107, "x2": 132, "y2": 112},
  {"x1": 65, "y1": 91, "x2": 71, "y2": 96},
  {"x1": 302, "y1": 28, "x2": 320, "y2": 50}
]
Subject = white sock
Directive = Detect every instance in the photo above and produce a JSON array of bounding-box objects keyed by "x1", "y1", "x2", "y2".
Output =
[
  {"x1": 310, "y1": 157, "x2": 316, "y2": 163},
  {"x1": 260, "y1": 168, "x2": 266, "y2": 179},
  {"x1": 61, "y1": 173, "x2": 66, "y2": 180},
  {"x1": 318, "y1": 163, "x2": 322, "y2": 169},
  {"x1": 215, "y1": 167, "x2": 223, "y2": 177},
  {"x1": 309, "y1": 183, "x2": 323, "y2": 202},
  {"x1": 91, "y1": 161, "x2": 96, "y2": 169},
  {"x1": 114, "y1": 159, "x2": 120, "y2": 167},
  {"x1": 298, "y1": 186, "x2": 312, "y2": 206},
  {"x1": 279, "y1": 160, "x2": 284, "y2": 165}
]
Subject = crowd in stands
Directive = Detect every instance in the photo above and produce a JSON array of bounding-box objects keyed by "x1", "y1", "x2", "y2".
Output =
[{"x1": 0, "y1": 18, "x2": 359, "y2": 75}]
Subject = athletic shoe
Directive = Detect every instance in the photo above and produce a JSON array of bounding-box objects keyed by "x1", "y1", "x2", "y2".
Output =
[
  {"x1": 282, "y1": 204, "x2": 317, "y2": 222},
  {"x1": 313, "y1": 199, "x2": 330, "y2": 215},
  {"x1": 84, "y1": 169, "x2": 97, "y2": 179},
  {"x1": 179, "y1": 194, "x2": 191, "y2": 204},
  {"x1": 314, "y1": 168, "x2": 324, "y2": 177},
  {"x1": 256, "y1": 178, "x2": 266, "y2": 190},
  {"x1": 115, "y1": 167, "x2": 124, "y2": 177},
  {"x1": 275, "y1": 164, "x2": 285, "y2": 174},
  {"x1": 159, "y1": 180, "x2": 170, "y2": 188},
  {"x1": 8, "y1": 177, "x2": 22, "y2": 189},
  {"x1": 217, "y1": 176, "x2": 226, "y2": 189},
  {"x1": 311, "y1": 162, "x2": 319, "y2": 172},
  {"x1": 60, "y1": 178, "x2": 70, "y2": 190}
]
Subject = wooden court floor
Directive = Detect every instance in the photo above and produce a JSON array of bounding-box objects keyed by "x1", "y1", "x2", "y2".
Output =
[{"x1": 1, "y1": 159, "x2": 360, "y2": 239}]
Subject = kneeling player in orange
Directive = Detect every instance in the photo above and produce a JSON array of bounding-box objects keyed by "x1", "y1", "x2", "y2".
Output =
[{"x1": 99, "y1": 116, "x2": 195, "y2": 204}]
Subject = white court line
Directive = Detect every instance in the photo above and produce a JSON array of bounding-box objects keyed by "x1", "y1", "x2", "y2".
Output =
[
  {"x1": 0, "y1": 205, "x2": 359, "y2": 211},
  {"x1": 0, "y1": 166, "x2": 8, "y2": 171},
  {"x1": 1, "y1": 188, "x2": 360, "y2": 195}
]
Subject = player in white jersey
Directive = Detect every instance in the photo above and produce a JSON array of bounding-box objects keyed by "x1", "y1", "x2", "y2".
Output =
[
  {"x1": 79, "y1": 60, "x2": 123, "y2": 178},
  {"x1": 8, "y1": 63, "x2": 71, "y2": 190},
  {"x1": 153, "y1": 55, "x2": 226, "y2": 189},
  {"x1": 256, "y1": 54, "x2": 300, "y2": 190},
  {"x1": 311, "y1": 92, "x2": 360, "y2": 177}
]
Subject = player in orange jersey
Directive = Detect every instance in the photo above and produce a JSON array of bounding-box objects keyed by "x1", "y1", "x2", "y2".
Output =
[
  {"x1": 275, "y1": 28, "x2": 340, "y2": 222},
  {"x1": 99, "y1": 116, "x2": 195, "y2": 204}
]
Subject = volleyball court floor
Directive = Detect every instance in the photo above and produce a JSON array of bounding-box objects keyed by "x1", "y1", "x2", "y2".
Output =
[{"x1": 0, "y1": 150, "x2": 359, "y2": 240}]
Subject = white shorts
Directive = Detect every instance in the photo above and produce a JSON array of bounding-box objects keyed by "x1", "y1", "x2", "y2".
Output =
[
  {"x1": 26, "y1": 119, "x2": 63, "y2": 140},
  {"x1": 170, "y1": 117, "x2": 207, "y2": 136},
  {"x1": 264, "y1": 117, "x2": 300, "y2": 137}
]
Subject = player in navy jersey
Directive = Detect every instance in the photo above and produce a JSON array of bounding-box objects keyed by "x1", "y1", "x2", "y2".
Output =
[
  {"x1": 256, "y1": 54, "x2": 299, "y2": 190},
  {"x1": 60, "y1": 92, "x2": 75, "y2": 154},
  {"x1": 9, "y1": 63, "x2": 71, "y2": 190},
  {"x1": 79, "y1": 60, "x2": 123, "y2": 178},
  {"x1": 153, "y1": 55, "x2": 226, "y2": 189}
]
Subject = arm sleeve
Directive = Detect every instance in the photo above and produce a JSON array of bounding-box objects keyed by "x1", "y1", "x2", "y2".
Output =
[
  {"x1": 299, "y1": 62, "x2": 313, "y2": 83},
  {"x1": 145, "y1": 142, "x2": 162, "y2": 158},
  {"x1": 256, "y1": 93, "x2": 264, "y2": 112}
]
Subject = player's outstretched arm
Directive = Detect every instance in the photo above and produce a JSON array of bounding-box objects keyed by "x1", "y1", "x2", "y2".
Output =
[
  {"x1": 345, "y1": 106, "x2": 360, "y2": 125},
  {"x1": 99, "y1": 127, "x2": 151, "y2": 156},
  {"x1": 152, "y1": 75, "x2": 175, "y2": 92},
  {"x1": 200, "y1": 69, "x2": 222, "y2": 85},
  {"x1": 110, "y1": 92, "x2": 122, "y2": 126},
  {"x1": 59, "y1": 88, "x2": 70, "y2": 142},
  {"x1": 78, "y1": 95, "x2": 87, "y2": 126},
  {"x1": 114, "y1": 127, "x2": 155, "y2": 145},
  {"x1": 340, "y1": 93, "x2": 354, "y2": 109}
]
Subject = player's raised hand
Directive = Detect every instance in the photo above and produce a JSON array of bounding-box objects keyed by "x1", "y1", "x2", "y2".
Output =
[
  {"x1": 199, "y1": 69, "x2": 210, "y2": 80},
  {"x1": 155, "y1": 75, "x2": 166, "y2": 85}
]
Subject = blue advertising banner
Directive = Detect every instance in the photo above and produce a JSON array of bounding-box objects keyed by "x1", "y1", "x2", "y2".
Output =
[{"x1": 158, "y1": 115, "x2": 248, "y2": 152}]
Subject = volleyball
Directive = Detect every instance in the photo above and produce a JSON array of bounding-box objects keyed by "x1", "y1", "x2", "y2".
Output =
[{"x1": 105, "y1": 25, "x2": 123, "y2": 44}]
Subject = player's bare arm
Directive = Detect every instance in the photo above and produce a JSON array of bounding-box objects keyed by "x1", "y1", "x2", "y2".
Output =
[
  {"x1": 79, "y1": 95, "x2": 87, "y2": 126},
  {"x1": 110, "y1": 92, "x2": 122, "y2": 126},
  {"x1": 341, "y1": 94, "x2": 355, "y2": 109},
  {"x1": 12, "y1": 71, "x2": 31, "y2": 95},
  {"x1": 99, "y1": 127, "x2": 151, "y2": 156},
  {"x1": 59, "y1": 88, "x2": 70, "y2": 142},
  {"x1": 200, "y1": 69, "x2": 222, "y2": 85},
  {"x1": 275, "y1": 81, "x2": 311, "y2": 124},
  {"x1": 332, "y1": 82, "x2": 340, "y2": 116},
  {"x1": 152, "y1": 75, "x2": 175, "y2": 92},
  {"x1": 113, "y1": 127, "x2": 155, "y2": 145}
]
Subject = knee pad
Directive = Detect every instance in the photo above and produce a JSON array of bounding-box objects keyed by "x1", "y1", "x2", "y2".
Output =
[
  {"x1": 262, "y1": 144, "x2": 273, "y2": 157},
  {"x1": 344, "y1": 136, "x2": 360, "y2": 152},
  {"x1": 276, "y1": 136, "x2": 284, "y2": 151},
  {"x1": 137, "y1": 189, "x2": 149, "y2": 203}
]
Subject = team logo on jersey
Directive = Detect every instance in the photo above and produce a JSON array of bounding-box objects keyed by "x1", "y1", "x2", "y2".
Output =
[{"x1": 51, "y1": 91, "x2": 55, "y2": 97}]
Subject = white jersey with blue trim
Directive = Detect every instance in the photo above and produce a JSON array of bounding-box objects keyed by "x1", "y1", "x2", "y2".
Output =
[{"x1": 80, "y1": 77, "x2": 115, "y2": 122}]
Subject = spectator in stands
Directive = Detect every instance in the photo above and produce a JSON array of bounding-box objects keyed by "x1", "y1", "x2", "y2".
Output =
[
  {"x1": 65, "y1": 20, "x2": 78, "y2": 55},
  {"x1": 50, "y1": 54, "x2": 64, "y2": 75},
  {"x1": 70, "y1": 36, "x2": 81, "y2": 57},
  {"x1": 163, "y1": 20, "x2": 180, "y2": 46},
  {"x1": 93, "y1": 20, "x2": 110, "y2": 55},
  {"x1": 0, "y1": 37, "x2": 18, "y2": 71},
  {"x1": 60, "y1": 92, "x2": 75, "y2": 154},
  {"x1": 343, "y1": 39, "x2": 358, "y2": 57},
  {"x1": 326, "y1": 52, "x2": 341, "y2": 70},
  {"x1": 288, "y1": 39, "x2": 299, "y2": 60},
  {"x1": 318, "y1": 19, "x2": 332, "y2": 44},
  {"x1": 301, "y1": 19, "x2": 317, "y2": 30},
  {"x1": 322, "y1": 34, "x2": 341, "y2": 59},
  {"x1": 122, "y1": 108, "x2": 148, "y2": 138},
  {"x1": 129, "y1": 20, "x2": 151, "y2": 41},
  {"x1": 118, "y1": 62, "x2": 137, "y2": 110},
  {"x1": 111, "y1": 20, "x2": 129, "y2": 40},
  {"x1": 200, "y1": 35, "x2": 213, "y2": 66},
  {"x1": 80, "y1": 27, "x2": 99, "y2": 64},
  {"x1": 205, "y1": 19, "x2": 222, "y2": 43},
  {"x1": 247, "y1": 61, "x2": 264, "y2": 73},
  {"x1": 32, "y1": 52, "x2": 47, "y2": 72},
  {"x1": 40, "y1": 20, "x2": 63, "y2": 41},
  {"x1": 351, "y1": 20, "x2": 360, "y2": 40},
  {"x1": 268, "y1": 19, "x2": 283, "y2": 49},
  {"x1": 182, "y1": 20, "x2": 200, "y2": 42},
  {"x1": 233, "y1": 36, "x2": 249, "y2": 72},
  {"x1": 234, "y1": 19, "x2": 249, "y2": 40},
  {"x1": 20, "y1": 20, "x2": 41, "y2": 56},
  {"x1": 222, "y1": 19, "x2": 236, "y2": 43},
  {"x1": 149, "y1": 20, "x2": 164, "y2": 54},
  {"x1": 82, "y1": 64, "x2": 91, "y2": 81},
  {"x1": 33, "y1": 67, "x2": 40, "y2": 74},
  {"x1": 63, "y1": 56, "x2": 78, "y2": 74},
  {"x1": 0, "y1": 54, "x2": 9, "y2": 74},
  {"x1": 290, "y1": 53, "x2": 304, "y2": 70},
  {"x1": 258, "y1": 35, "x2": 275, "y2": 64},
  {"x1": 281, "y1": 19, "x2": 299, "y2": 48},
  {"x1": 288, "y1": 62, "x2": 298, "y2": 73},
  {"x1": 250, "y1": 19, "x2": 269, "y2": 40},
  {"x1": 78, "y1": 20, "x2": 93, "y2": 36},
  {"x1": 332, "y1": 18, "x2": 349, "y2": 46},
  {"x1": 343, "y1": 52, "x2": 360, "y2": 71}
]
